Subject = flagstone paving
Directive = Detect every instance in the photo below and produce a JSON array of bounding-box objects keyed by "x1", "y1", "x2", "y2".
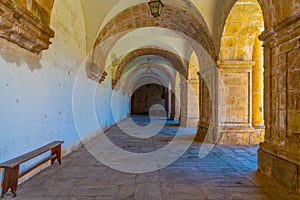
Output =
[{"x1": 3, "y1": 117, "x2": 300, "y2": 200}]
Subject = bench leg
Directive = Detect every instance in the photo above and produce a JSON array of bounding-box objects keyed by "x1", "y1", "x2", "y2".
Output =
[
  {"x1": 51, "y1": 145, "x2": 62, "y2": 165},
  {"x1": 1, "y1": 166, "x2": 19, "y2": 198}
]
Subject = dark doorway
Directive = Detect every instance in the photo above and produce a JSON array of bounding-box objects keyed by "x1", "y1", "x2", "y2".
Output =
[{"x1": 131, "y1": 84, "x2": 168, "y2": 116}]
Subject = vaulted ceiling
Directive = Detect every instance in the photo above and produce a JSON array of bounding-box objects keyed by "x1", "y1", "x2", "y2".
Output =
[{"x1": 79, "y1": 0, "x2": 240, "y2": 55}]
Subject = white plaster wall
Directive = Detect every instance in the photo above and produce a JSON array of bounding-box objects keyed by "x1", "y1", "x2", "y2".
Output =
[{"x1": 0, "y1": 0, "x2": 129, "y2": 191}]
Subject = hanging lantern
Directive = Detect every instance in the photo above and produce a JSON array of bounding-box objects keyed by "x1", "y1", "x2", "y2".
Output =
[
  {"x1": 148, "y1": 0, "x2": 164, "y2": 17},
  {"x1": 146, "y1": 58, "x2": 152, "y2": 74}
]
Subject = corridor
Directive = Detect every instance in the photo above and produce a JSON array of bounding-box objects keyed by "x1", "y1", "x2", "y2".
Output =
[{"x1": 6, "y1": 117, "x2": 299, "y2": 200}]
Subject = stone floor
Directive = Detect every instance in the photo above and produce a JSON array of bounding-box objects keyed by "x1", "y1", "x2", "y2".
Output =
[{"x1": 3, "y1": 116, "x2": 300, "y2": 200}]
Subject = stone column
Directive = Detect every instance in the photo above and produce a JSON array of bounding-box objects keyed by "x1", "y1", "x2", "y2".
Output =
[
  {"x1": 180, "y1": 80, "x2": 188, "y2": 127},
  {"x1": 258, "y1": 13, "x2": 300, "y2": 194},
  {"x1": 196, "y1": 66, "x2": 218, "y2": 142},
  {"x1": 185, "y1": 79, "x2": 200, "y2": 128},
  {"x1": 252, "y1": 36, "x2": 264, "y2": 126},
  {"x1": 167, "y1": 89, "x2": 172, "y2": 119},
  {"x1": 165, "y1": 87, "x2": 169, "y2": 118},
  {"x1": 180, "y1": 79, "x2": 200, "y2": 128},
  {"x1": 174, "y1": 85, "x2": 180, "y2": 121},
  {"x1": 252, "y1": 36, "x2": 265, "y2": 138},
  {"x1": 216, "y1": 61, "x2": 263, "y2": 145},
  {"x1": 170, "y1": 92, "x2": 175, "y2": 120}
]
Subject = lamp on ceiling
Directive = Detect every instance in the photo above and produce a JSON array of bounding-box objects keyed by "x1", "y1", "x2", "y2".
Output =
[
  {"x1": 148, "y1": 0, "x2": 164, "y2": 17},
  {"x1": 146, "y1": 58, "x2": 152, "y2": 74}
]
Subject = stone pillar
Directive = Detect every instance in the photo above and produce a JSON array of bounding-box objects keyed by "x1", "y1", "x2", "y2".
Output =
[
  {"x1": 165, "y1": 87, "x2": 169, "y2": 118},
  {"x1": 168, "y1": 89, "x2": 172, "y2": 119},
  {"x1": 180, "y1": 79, "x2": 200, "y2": 128},
  {"x1": 174, "y1": 85, "x2": 180, "y2": 121},
  {"x1": 180, "y1": 80, "x2": 188, "y2": 127},
  {"x1": 216, "y1": 61, "x2": 264, "y2": 145},
  {"x1": 252, "y1": 36, "x2": 264, "y2": 126},
  {"x1": 258, "y1": 13, "x2": 300, "y2": 194},
  {"x1": 185, "y1": 79, "x2": 200, "y2": 128},
  {"x1": 252, "y1": 36, "x2": 265, "y2": 138},
  {"x1": 170, "y1": 92, "x2": 175, "y2": 120},
  {"x1": 196, "y1": 66, "x2": 218, "y2": 142}
]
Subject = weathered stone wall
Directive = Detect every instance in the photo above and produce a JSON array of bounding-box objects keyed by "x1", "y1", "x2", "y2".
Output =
[
  {"x1": 258, "y1": 6, "x2": 300, "y2": 194},
  {"x1": 14, "y1": 0, "x2": 54, "y2": 26},
  {"x1": 0, "y1": 0, "x2": 54, "y2": 53}
]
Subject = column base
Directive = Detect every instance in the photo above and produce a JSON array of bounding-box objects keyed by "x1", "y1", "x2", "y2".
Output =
[
  {"x1": 196, "y1": 124, "x2": 208, "y2": 142},
  {"x1": 216, "y1": 126, "x2": 264, "y2": 145},
  {"x1": 258, "y1": 142, "x2": 300, "y2": 194},
  {"x1": 196, "y1": 123, "x2": 218, "y2": 143},
  {"x1": 196, "y1": 124, "x2": 265, "y2": 145},
  {"x1": 181, "y1": 116, "x2": 199, "y2": 128}
]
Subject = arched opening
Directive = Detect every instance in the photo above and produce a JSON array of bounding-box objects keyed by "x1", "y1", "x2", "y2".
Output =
[
  {"x1": 131, "y1": 84, "x2": 168, "y2": 116},
  {"x1": 180, "y1": 51, "x2": 200, "y2": 128},
  {"x1": 113, "y1": 47, "x2": 187, "y2": 89},
  {"x1": 217, "y1": 0, "x2": 265, "y2": 145},
  {"x1": 86, "y1": 1, "x2": 215, "y2": 84},
  {"x1": 1, "y1": 0, "x2": 300, "y2": 198}
]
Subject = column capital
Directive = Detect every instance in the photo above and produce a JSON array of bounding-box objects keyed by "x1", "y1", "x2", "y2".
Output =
[
  {"x1": 217, "y1": 60, "x2": 256, "y2": 67},
  {"x1": 259, "y1": 12, "x2": 300, "y2": 48},
  {"x1": 0, "y1": 0, "x2": 54, "y2": 54},
  {"x1": 217, "y1": 60, "x2": 255, "y2": 72}
]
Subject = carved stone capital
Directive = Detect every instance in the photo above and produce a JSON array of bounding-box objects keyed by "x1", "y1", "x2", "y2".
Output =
[
  {"x1": 0, "y1": 0, "x2": 55, "y2": 54},
  {"x1": 259, "y1": 12, "x2": 300, "y2": 48},
  {"x1": 86, "y1": 62, "x2": 107, "y2": 84},
  {"x1": 217, "y1": 60, "x2": 255, "y2": 73}
]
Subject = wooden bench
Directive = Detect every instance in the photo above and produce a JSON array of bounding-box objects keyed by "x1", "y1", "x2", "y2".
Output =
[{"x1": 0, "y1": 141, "x2": 64, "y2": 198}]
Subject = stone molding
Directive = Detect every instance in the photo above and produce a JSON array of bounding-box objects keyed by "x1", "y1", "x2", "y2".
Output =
[
  {"x1": 85, "y1": 62, "x2": 107, "y2": 84},
  {"x1": 0, "y1": 0, "x2": 55, "y2": 54},
  {"x1": 217, "y1": 60, "x2": 255, "y2": 71},
  {"x1": 259, "y1": 12, "x2": 300, "y2": 47},
  {"x1": 188, "y1": 79, "x2": 199, "y2": 84}
]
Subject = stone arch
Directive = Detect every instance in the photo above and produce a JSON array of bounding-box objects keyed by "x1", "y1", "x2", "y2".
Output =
[
  {"x1": 130, "y1": 81, "x2": 168, "y2": 116},
  {"x1": 219, "y1": 0, "x2": 264, "y2": 61},
  {"x1": 113, "y1": 47, "x2": 187, "y2": 89},
  {"x1": 215, "y1": 0, "x2": 265, "y2": 145},
  {"x1": 211, "y1": 0, "x2": 268, "y2": 59},
  {"x1": 122, "y1": 63, "x2": 174, "y2": 92},
  {"x1": 179, "y1": 51, "x2": 200, "y2": 128},
  {"x1": 188, "y1": 51, "x2": 200, "y2": 80},
  {"x1": 129, "y1": 74, "x2": 168, "y2": 99},
  {"x1": 221, "y1": 0, "x2": 268, "y2": 32},
  {"x1": 94, "y1": 3, "x2": 215, "y2": 58}
]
